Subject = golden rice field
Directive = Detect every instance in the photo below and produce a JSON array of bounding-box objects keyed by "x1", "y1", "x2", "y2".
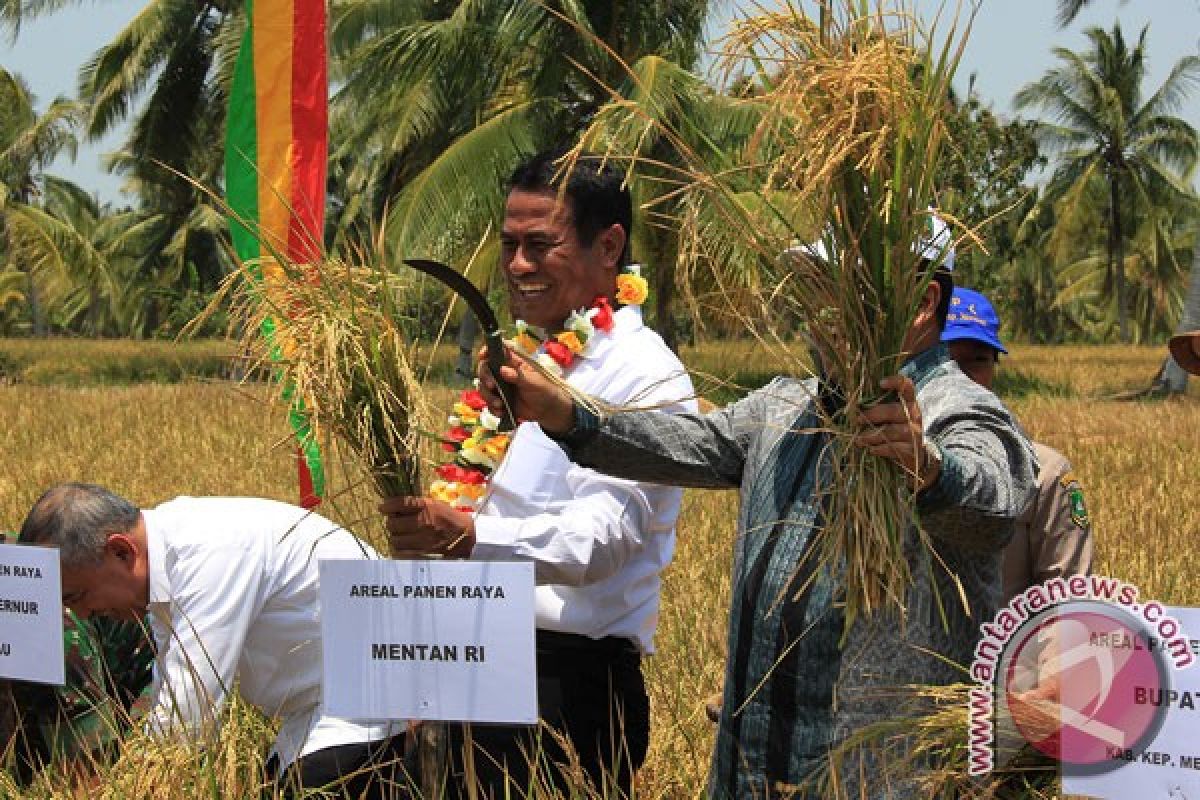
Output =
[{"x1": 0, "y1": 341, "x2": 1198, "y2": 798}]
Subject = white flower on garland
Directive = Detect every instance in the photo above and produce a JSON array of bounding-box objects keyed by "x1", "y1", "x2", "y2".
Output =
[
  {"x1": 479, "y1": 407, "x2": 501, "y2": 432},
  {"x1": 564, "y1": 309, "x2": 595, "y2": 340}
]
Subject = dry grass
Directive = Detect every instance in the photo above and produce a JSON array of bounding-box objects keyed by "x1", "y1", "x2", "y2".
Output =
[
  {"x1": 1, "y1": 343, "x2": 1197, "y2": 797},
  {"x1": 1006, "y1": 344, "x2": 1191, "y2": 397}
]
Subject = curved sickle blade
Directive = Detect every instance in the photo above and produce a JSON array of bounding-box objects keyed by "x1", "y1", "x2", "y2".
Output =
[{"x1": 403, "y1": 259, "x2": 515, "y2": 430}]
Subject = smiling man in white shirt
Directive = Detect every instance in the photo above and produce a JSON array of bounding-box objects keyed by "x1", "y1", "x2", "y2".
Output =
[
  {"x1": 381, "y1": 150, "x2": 696, "y2": 798},
  {"x1": 19, "y1": 482, "x2": 408, "y2": 797}
]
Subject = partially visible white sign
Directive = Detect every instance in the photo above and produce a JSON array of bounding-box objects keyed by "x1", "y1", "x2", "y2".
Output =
[
  {"x1": 1063, "y1": 606, "x2": 1200, "y2": 799},
  {"x1": 319, "y1": 559, "x2": 537, "y2": 724},
  {"x1": 0, "y1": 542, "x2": 64, "y2": 685}
]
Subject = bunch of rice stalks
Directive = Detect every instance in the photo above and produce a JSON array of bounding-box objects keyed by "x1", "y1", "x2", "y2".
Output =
[
  {"x1": 218, "y1": 253, "x2": 431, "y2": 502},
  {"x1": 577, "y1": 0, "x2": 973, "y2": 626},
  {"x1": 726, "y1": 1, "x2": 971, "y2": 626}
]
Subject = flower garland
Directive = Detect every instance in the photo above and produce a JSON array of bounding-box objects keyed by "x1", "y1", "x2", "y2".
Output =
[
  {"x1": 428, "y1": 265, "x2": 649, "y2": 512},
  {"x1": 428, "y1": 387, "x2": 511, "y2": 512}
]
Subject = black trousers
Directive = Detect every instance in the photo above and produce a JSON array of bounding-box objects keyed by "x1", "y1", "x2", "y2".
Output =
[
  {"x1": 444, "y1": 630, "x2": 649, "y2": 799},
  {"x1": 269, "y1": 733, "x2": 414, "y2": 799}
]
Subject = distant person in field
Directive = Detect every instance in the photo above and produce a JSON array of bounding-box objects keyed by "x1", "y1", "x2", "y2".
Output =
[
  {"x1": 1170, "y1": 329, "x2": 1200, "y2": 376},
  {"x1": 942, "y1": 287, "x2": 1094, "y2": 603},
  {"x1": 19, "y1": 483, "x2": 408, "y2": 798},
  {"x1": 474, "y1": 220, "x2": 1038, "y2": 799},
  {"x1": 380, "y1": 150, "x2": 696, "y2": 798}
]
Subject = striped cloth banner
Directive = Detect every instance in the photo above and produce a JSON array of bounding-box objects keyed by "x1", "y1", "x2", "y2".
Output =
[{"x1": 225, "y1": 0, "x2": 327, "y2": 507}]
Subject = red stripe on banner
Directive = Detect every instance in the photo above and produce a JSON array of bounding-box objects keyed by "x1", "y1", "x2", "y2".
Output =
[
  {"x1": 297, "y1": 450, "x2": 319, "y2": 509},
  {"x1": 287, "y1": 0, "x2": 327, "y2": 268}
]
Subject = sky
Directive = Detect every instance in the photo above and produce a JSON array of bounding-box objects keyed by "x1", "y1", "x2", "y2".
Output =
[{"x1": 0, "y1": 0, "x2": 1197, "y2": 204}]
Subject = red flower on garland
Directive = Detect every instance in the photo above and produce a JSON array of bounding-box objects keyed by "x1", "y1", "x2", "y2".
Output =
[
  {"x1": 441, "y1": 425, "x2": 471, "y2": 452},
  {"x1": 436, "y1": 463, "x2": 487, "y2": 484},
  {"x1": 459, "y1": 468, "x2": 486, "y2": 484},
  {"x1": 460, "y1": 389, "x2": 487, "y2": 411},
  {"x1": 544, "y1": 340, "x2": 573, "y2": 368},
  {"x1": 591, "y1": 296, "x2": 614, "y2": 332}
]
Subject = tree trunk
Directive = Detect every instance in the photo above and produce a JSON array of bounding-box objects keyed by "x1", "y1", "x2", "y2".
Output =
[
  {"x1": 651, "y1": 237, "x2": 679, "y2": 353},
  {"x1": 88, "y1": 282, "x2": 101, "y2": 336},
  {"x1": 1160, "y1": 240, "x2": 1200, "y2": 393},
  {"x1": 25, "y1": 266, "x2": 45, "y2": 337},
  {"x1": 1110, "y1": 171, "x2": 1129, "y2": 344},
  {"x1": 454, "y1": 310, "x2": 480, "y2": 380}
]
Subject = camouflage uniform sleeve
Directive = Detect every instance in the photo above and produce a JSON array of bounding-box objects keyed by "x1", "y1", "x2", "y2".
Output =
[
  {"x1": 6, "y1": 612, "x2": 155, "y2": 779},
  {"x1": 1026, "y1": 445, "x2": 1095, "y2": 584}
]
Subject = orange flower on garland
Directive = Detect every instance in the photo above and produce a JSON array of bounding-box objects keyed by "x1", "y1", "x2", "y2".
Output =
[
  {"x1": 615, "y1": 264, "x2": 649, "y2": 305},
  {"x1": 556, "y1": 330, "x2": 585, "y2": 354}
]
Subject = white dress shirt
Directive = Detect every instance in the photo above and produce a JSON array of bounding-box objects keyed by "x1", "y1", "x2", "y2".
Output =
[
  {"x1": 472, "y1": 305, "x2": 696, "y2": 653},
  {"x1": 142, "y1": 496, "x2": 396, "y2": 768}
]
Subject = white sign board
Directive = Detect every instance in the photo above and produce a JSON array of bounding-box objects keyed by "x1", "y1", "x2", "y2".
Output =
[
  {"x1": 319, "y1": 559, "x2": 536, "y2": 724},
  {"x1": 1063, "y1": 606, "x2": 1200, "y2": 799},
  {"x1": 0, "y1": 542, "x2": 64, "y2": 685}
]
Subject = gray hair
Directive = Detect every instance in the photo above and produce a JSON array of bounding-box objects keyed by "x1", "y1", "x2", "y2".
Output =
[{"x1": 19, "y1": 483, "x2": 140, "y2": 568}]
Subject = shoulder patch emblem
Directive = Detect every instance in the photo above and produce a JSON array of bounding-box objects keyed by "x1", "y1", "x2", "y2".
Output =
[{"x1": 1067, "y1": 484, "x2": 1089, "y2": 530}]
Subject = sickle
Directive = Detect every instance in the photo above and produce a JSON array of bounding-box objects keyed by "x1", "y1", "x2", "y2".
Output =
[{"x1": 403, "y1": 259, "x2": 516, "y2": 431}]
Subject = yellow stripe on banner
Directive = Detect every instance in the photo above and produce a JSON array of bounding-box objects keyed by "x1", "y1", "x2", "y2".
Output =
[{"x1": 253, "y1": 0, "x2": 295, "y2": 267}]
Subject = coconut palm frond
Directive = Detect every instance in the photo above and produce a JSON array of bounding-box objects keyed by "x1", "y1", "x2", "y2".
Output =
[{"x1": 385, "y1": 100, "x2": 543, "y2": 260}]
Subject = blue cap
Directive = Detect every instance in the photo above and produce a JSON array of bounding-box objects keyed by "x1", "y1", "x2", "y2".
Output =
[{"x1": 941, "y1": 287, "x2": 1007, "y2": 354}]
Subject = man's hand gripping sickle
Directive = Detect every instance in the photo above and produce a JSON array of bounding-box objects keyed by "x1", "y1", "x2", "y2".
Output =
[
  {"x1": 853, "y1": 375, "x2": 942, "y2": 491},
  {"x1": 475, "y1": 344, "x2": 577, "y2": 437}
]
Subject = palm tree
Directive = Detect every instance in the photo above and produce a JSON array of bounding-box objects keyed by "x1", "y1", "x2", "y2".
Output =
[
  {"x1": 1054, "y1": 191, "x2": 1196, "y2": 342},
  {"x1": 0, "y1": 66, "x2": 80, "y2": 336},
  {"x1": 2, "y1": 1, "x2": 242, "y2": 333},
  {"x1": 105, "y1": 144, "x2": 235, "y2": 335},
  {"x1": 578, "y1": 54, "x2": 764, "y2": 347},
  {"x1": 2, "y1": 175, "x2": 178, "y2": 336},
  {"x1": 1015, "y1": 23, "x2": 1200, "y2": 343},
  {"x1": 331, "y1": 1, "x2": 709, "y2": 243},
  {"x1": 330, "y1": 0, "x2": 711, "y2": 366}
]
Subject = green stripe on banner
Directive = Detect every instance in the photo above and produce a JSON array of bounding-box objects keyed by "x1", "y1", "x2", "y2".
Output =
[{"x1": 226, "y1": 6, "x2": 259, "y2": 267}]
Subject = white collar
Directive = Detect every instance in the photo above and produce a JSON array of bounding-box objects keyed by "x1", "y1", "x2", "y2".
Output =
[{"x1": 142, "y1": 509, "x2": 170, "y2": 606}]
